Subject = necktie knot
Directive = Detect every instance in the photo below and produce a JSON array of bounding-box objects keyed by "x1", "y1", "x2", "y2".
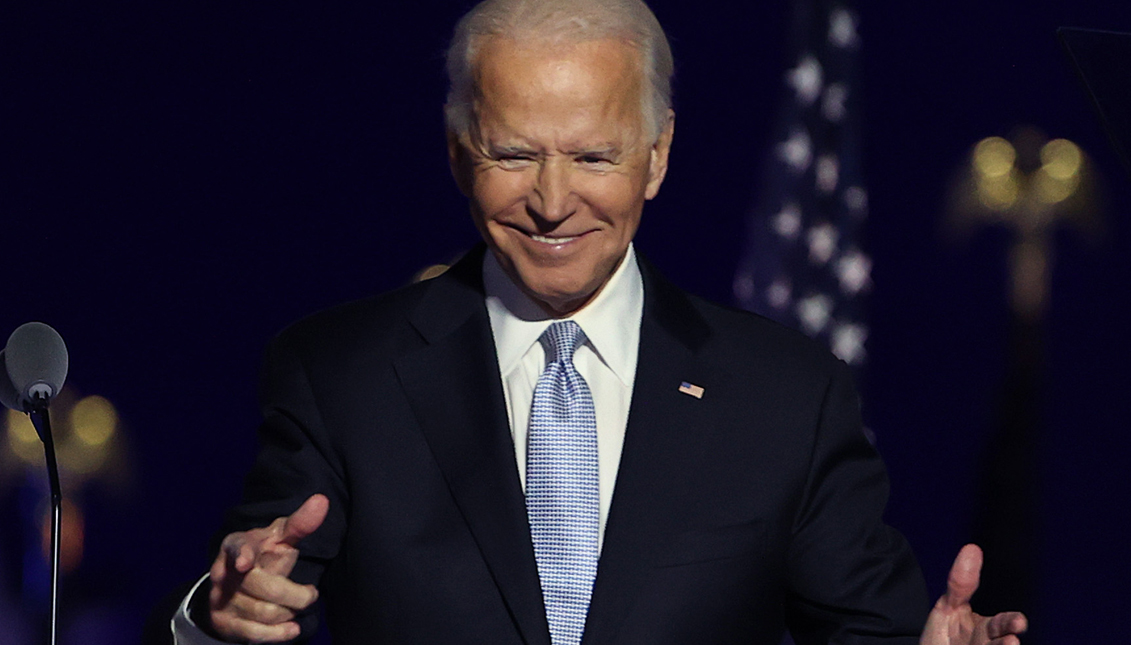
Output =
[{"x1": 541, "y1": 320, "x2": 585, "y2": 366}]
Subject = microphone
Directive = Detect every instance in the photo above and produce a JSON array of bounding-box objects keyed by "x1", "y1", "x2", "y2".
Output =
[
  {"x1": 2, "y1": 321, "x2": 69, "y2": 412},
  {"x1": 1, "y1": 321, "x2": 69, "y2": 645}
]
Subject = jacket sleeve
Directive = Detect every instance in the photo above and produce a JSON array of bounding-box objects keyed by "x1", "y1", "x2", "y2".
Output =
[
  {"x1": 785, "y1": 359, "x2": 930, "y2": 644},
  {"x1": 199, "y1": 331, "x2": 352, "y2": 643}
]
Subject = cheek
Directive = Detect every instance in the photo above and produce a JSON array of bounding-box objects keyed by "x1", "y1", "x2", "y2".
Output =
[
  {"x1": 473, "y1": 171, "x2": 531, "y2": 219},
  {"x1": 578, "y1": 175, "x2": 647, "y2": 227}
]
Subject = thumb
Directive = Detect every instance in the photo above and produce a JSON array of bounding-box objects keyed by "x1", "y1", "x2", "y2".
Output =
[
  {"x1": 943, "y1": 543, "x2": 983, "y2": 610},
  {"x1": 279, "y1": 493, "x2": 330, "y2": 547}
]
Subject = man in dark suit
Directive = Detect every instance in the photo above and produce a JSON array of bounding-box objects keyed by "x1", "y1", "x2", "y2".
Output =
[{"x1": 176, "y1": 0, "x2": 1028, "y2": 643}]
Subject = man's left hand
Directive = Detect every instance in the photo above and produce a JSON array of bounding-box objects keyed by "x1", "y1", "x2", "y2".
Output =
[{"x1": 921, "y1": 544, "x2": 1028, "y2": 645}]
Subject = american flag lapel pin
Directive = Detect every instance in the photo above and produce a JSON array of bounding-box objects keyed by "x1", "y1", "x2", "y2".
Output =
[{"x1": 678, "y1": 381, "x2": 705, "y2": 399}]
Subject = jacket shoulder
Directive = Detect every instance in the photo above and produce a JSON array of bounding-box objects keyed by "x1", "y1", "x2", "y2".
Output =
[
  {"x1": 270, "y1": 247, "x2": 487, "y2": 362},
  {"x1": 277, "y1": 280, "x2": 429, "y2": 353},
  {"x1": 677, "y1": 287, "x2": 848, "y2": 383}
]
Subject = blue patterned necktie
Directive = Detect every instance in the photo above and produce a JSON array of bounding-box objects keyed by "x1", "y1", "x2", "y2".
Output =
[{"x1": 526, "y1": 320, "x2": 600, "y2": 645}]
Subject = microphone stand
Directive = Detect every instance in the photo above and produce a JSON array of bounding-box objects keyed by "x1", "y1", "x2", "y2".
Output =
[{"x1": 28, "y1": 396, "x2": 61, "y2": 645}]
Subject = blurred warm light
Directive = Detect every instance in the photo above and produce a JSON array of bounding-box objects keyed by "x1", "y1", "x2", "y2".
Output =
[
  {"x1": 41, "y1": 498, "x2": 85, "y2": 573},
  {"x1": 977, "y1": 172, "x2": 1021, "y2": 210},
  {"x1": 6, "y1": 409, "x2": 41, "y2": 464},
  {"x1": 972, "y1": 136, "x2": 1022, "y2": 209},
  {"x1": 1041, "y1": 138, "x2": 1082, "y2": 180},
  {"x1": 61, "y1": 395, "x2": 118, "y2": 474},
  {"x1": 72, "y1": 395, "x2": 117, "y2": 447},
  {"x1": 1, "y1": 387, "x2": 131, "y2": 577},
  {"x1": 947, "y1": 127, "x2": 1103, "y2": 322},
  {"x1": 1034, "y1": 139, "x2": 1083, "y2": 205},
  {"x1": 1034, "y1": 168, "x2": 1080, "y2": 205},
  {"x1": 973, "y1": 136, "x2": 1016, "y2": 178},
  {"x1": 3, "y1": 388, "x2": 126, "y2": 476}
]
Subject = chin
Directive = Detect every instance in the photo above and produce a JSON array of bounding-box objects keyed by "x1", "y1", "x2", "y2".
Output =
[
  {"x1": 528, "y1": 283, "x2": 598, "y2": 315},
  {"x1": 498, "y1": 251, "x2": 609, "y2": 313}
]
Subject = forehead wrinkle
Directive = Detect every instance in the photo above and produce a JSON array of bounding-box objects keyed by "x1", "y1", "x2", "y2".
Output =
[
  {"x1": 470, "y1": 37, "x2": 651, "y2": 153},
  {"x1": 478, "y1": 108, "x2": 636, "y2": 154},
  {"x1": 562, "y1": 143, "x2": 618, "y2": 155}
]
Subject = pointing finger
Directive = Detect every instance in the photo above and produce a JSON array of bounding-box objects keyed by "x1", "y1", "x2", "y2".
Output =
[{"x1": 219, "y1": 532, "x2": 258, "y2": 574}]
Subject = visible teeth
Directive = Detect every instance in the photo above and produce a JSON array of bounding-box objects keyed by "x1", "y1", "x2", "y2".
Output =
[{"x1": 530, "y1": 234, "x2": 577, "y2": 244}]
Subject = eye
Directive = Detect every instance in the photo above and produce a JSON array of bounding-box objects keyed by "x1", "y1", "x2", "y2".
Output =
[
  {"x1": 577, "y1": 154, "x2": 614, "y2": 167},
  {"x1": 496, "y1": 154, "x2": 535, "y2": 170}
]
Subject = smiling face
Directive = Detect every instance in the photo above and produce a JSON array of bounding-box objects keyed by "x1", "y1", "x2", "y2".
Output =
[{"x1": 449, "y1": 37, "x2": 673, "y2": 316}]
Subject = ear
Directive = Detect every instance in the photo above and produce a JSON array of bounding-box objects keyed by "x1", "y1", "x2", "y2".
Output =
[
  {"x1": 447, "y1": 129, "x2": 473, "y2": 197},
  {"x1": 644, "y1": 110, "x2": 675, "y2": 200}
]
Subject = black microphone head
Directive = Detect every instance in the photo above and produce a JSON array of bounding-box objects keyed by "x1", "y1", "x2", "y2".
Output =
[{"x1": 5, "y1": 322, "x2": 68, "y2": 409}]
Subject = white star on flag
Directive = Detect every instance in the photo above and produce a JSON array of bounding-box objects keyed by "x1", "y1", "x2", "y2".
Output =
[
  {"x1": 773, "y1": 202, "x2": 804, "y2": 239},
  {"x1": 828, "y1": 8, "x2": 859, "y2": 49},
  {"x1": 807, "y1": 223, "x2": 839, "y2": 265},
  {"x1": 797, "y1": 294, "x2": 833, "y2": 335},
  {"x1": 736, "y1": 0, "x2": 872, "y2": 404},
  {"x1": 831, "y1": 322, "x2": 868, "y2": 365},
  {"x1": 835, "y1": 249, "x2": 872, "y2": 295},
  {"x1": 777, "y1": 128, "x2": 813, "y2": 173},
  {"x1": 786, "y1": 55, "x2": 824, "y2": 105}
]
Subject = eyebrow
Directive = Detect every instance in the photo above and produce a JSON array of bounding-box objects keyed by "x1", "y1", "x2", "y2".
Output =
[
  {"x1": 564, "y1": 145, "x2": 620, "y2": 157},
  {"x1": 487, "y1": 144, "x2": 538, "y2": 156},
  {"x1": 483, "y1": 143, "x2": 622, "y2": 158}
]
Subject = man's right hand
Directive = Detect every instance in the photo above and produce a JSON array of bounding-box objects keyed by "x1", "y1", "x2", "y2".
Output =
[{"x1": 208, "y1": 494, "x2": 329, "y2": 643}]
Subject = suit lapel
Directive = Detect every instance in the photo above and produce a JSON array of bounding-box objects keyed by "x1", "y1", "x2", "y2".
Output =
[
  {"x1": 391, "y1": 250, "x2": 714, "y2": 644},
  {"x1": 393, "y1": 251, "x2": 551, "y2": 645},
  {"x1": 584, "y1": 257, "x2": 714, "y2": 644}
]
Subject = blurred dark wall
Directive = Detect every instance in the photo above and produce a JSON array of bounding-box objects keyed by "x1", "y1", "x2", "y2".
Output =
[{"x1": 3, "y1": 1, "x2": 1129, "y2": 641}]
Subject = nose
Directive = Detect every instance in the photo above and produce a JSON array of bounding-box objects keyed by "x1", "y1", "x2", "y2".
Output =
[{"x1": 530, "y1": 157, "x2": 578, "y2": 223}]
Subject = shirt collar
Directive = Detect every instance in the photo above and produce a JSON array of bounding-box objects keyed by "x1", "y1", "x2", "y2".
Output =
[{"x1": 484, "y1": 244, "x2": 643, "y2": 386}]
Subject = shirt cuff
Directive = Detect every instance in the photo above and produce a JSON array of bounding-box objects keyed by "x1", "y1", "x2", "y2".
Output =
[{"x1": 171, "y1": 574, "x2": 230, "y2": 645}]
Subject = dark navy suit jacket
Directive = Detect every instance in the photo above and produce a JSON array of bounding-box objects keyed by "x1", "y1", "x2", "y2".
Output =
[{"x1": 212, "y1": 246, "x2": 929, "y2": 644}]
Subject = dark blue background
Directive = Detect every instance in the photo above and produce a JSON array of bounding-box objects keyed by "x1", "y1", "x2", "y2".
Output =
[{"x1": 3, "y1": 1, "x2": 1129, "y2": 642}]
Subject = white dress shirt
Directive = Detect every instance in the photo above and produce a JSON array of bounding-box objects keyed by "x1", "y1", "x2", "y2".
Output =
[
  {"x1": 484, "y1": 244, "x2": 643, "y2": 550},
  {"x1": 173, "y1": 246, "x2": 643, "y2": 643}
]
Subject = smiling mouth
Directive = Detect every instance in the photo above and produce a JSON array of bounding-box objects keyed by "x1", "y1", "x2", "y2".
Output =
[{"x1": 529, "y1": 233, "x2": 580, "y2": 244}]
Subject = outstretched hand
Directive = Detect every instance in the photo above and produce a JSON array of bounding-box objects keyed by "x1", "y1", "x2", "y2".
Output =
[
  {"x1": 920, "y1": 544, "x2": 1028, "y2": 645},
  {"x1": 208, "y1": 494, "x2": 329, "y2": 643}
]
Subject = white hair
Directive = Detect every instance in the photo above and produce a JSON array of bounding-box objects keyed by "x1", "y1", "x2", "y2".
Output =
[{"x1": 444, "y1": 0, "x2": 674, "y2": 140}]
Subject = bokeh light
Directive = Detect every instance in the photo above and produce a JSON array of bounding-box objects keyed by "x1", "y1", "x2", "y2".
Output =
[
  {"x1": 1040, "y1": 138, "x2": 1082, "y2": 179},
  {"x1": 61, "y1": 395, "x2": 119, "y2": 474},
  {"x1": 71, "y1": 395, "x2": 117, "y2": 447},
  {"x1": 948, "y1": 129, "x2": 1102, "y2": 321},
  {"x1": 1035, "y1": 138, "x2": 1083, "y2": 204},
  {"x1": 973, "y1": 136, "x2": 1016, "y2": 178},
  {"x1": 6, "y1": 408, "x2": 41, "y2": 465},
  {"x1": 973, "y1": 137, "x2": 1021, "y2": 209}
]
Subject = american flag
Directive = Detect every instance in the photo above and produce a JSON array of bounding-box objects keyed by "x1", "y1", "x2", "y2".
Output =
[
  {"x1": 733, "y1": 0, "x2": 871, "y2": 373},
  {"x1": 678, "y1": 381, "x2": 705, "y2": 399}
]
